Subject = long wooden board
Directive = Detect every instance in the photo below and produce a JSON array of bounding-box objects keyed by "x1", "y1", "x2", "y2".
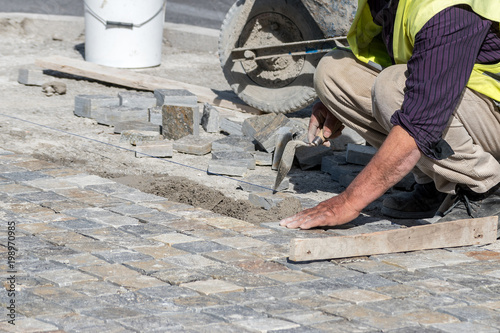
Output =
[
  {"x1": 35, "y1": 55, "x2": 261, "y2": 114},
  {"x1": 289, "y1": 216, "x2": 498, "y2": 262}
]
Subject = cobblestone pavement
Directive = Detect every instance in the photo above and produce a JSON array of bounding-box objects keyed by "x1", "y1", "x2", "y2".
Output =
[{"x1": 0, "y1": 148, "x2": 500, "y2": 332}]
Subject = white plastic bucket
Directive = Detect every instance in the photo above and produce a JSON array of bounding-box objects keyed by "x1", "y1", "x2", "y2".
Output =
[{"x1": 84, "y1": 0, "x2": 167, "y2": 68}]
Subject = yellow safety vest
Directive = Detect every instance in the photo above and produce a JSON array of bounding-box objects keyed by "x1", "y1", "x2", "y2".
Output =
[{"x1": 347, "y1": 0, "x2": 500, "y2": 101}]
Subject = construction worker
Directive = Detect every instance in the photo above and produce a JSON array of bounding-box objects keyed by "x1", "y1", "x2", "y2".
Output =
[{"x1": 280, "y1": 0, "x2": 500, "y2": 230}]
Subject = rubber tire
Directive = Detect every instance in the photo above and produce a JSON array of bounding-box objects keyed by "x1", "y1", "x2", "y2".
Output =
[{"x1": 219, "y1": 0, "x2": 324, "y2": 114}]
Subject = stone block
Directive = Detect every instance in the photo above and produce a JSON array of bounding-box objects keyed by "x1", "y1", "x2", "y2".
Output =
[
  {"x1": 135, "y1": 140, "x2": 173, "y2": 158},
  {"x1": 154, "y1": 89, "x2": 198, "y2": 106},
  {"x1": 238, "y1": 174, "x2": 288, "y2": 193},
  {"x1": 253, "y1": 114, "x2": 291, "y2": 152},
  {"x1": 93, "y1": 106, "x2": 148, "y2": 126},
  {"x1": 113, "y1": 120, "x2": 161, "y2": 134},
  {"x1": 327, "y1": 163, "x2": 364, "y2": 182},
  {"x1": 207, "y1": 160, "x2": 247, "y2": 177},
  {"x1": 74, "y1": 94, "x2": 120, "y2": 118},
  {"x1": 242, "y1": 113, "x2": 278, "y2": 138},
  {"x1": 173, "y1": 134, "x2": 211, "y2": 155},
  {"x1": 180, "y1": 279, "x2": 244, "y2": 295},
  {"x1": 120, "y1": 130, "x2": 162, "y2": 146},
  {"x1": 148, "y1": 106, "x2": 162, "y2": 126},
  {"x1": 211, "y1": 135, "x2": 255, "y2": 153},
  {"x1": 346, "y1": 143, "x2": 377, "y2": 166},
  {"x1": 249, "y1": 191, "x2": 292, "y2": 210},
  {"x1": 212, "y1": 150, "x2": 255, "y2": 170},
  {"x1": 321, "y1": 154, "x2": 347, "y2": 175},
  {"x1": 220, "y1": 118, "x2": 243, "y2": 136},
  {"x1": 253, "y1": 151, "x2": 273, "y2": 166},
  {"x1": 162, "y1": 104, "x2": 200, "y2": 140},
  {"x1": 339, "y1": 173, "x2": 356, "y2": 188},
  {"x1": 201, "y1": 103, "x2": 220, "y2": 133},
  {"x1": 295, "y1": 145, "x2": 334, "y2": 170},
  {"x1": 18, "y1": 67, "x2": 46, "y2": 86},
  {"x1": 118, "y1": 91, "x2": 156, "y2": 108}
]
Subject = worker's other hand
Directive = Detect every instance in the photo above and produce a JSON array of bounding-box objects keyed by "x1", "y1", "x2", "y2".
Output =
[
  {"x1": 309, "y1": 102, "x2": 344, "y2": 147},
  {"x1": 279, "y1": 194, "x2": 360, "y2": 230}
]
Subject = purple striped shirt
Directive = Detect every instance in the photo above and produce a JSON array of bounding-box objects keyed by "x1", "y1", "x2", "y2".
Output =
[{"x1": 369, "y1": 1, "x2": 500, "y2": 159}]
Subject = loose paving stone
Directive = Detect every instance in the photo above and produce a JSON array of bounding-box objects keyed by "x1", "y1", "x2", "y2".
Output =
[
  {"x1": 154, "y1": 88, "x2": 198, "y2": 106},
  {"x1": 134, "y1": 245, "x2": 189, "y2": 259},
  {"x1": 118, "y1": 91, "x2": 156, "y2": 108},
  {"x1": 93, "y1": 106, "x2": 149, "y2": 126},
  {"x1": 249, "y1": 191, "x2": 294, "y2": 210},
  {"x1": 107, "y1": 275, "x2": 166, "y2": 290},
  {"x1": 238, "y1": 174, "x2": 289, "y2": 193},
  {"x1": 254, "y1": 151, "x2": 274, "y2": 166},
  {"x1": 74, "y1": 94, "x2": 120, "y2": 118},
  {"x1": 181, "y1": 279, "x2": 245, "y2": 295},
  {"x1": 49, "y1": 253, "x2": 109, "y2": 268},
  {"x1": 79, "y1": 263, "x2": 141, "y2": 279},
  {"x1": 212, "y1": 150, "x2": 256, "y2": 169},
  {"x1": 211, "y1": 135, "x2": 255, "y2": 152},
  {"x1": 252, "y1": 114, "x2": 291, "y2": 152},
  {"x1": 295, "y1": 144, "x2": 334, "y2": 170},
  {"x1": 236, "y1": 259, "x2": 289, "y2": 274},
  {"x1": 120, "y1": 129, "x2": 163, "y2": 145},
  {"x1": 346, "y1": 143, "x2": 377, "y2": 166},
  {"x1": 134, "y1": 140, "x2": 173, "y2": 158},
  {"x1": 201, "y1": 103, "x2": 220, "y2": 133},
  {"x1": 162, "y1": 104, "x2": 200, "y2": 140},
  {"x1": 172, "y1": 294, "x2": 228, "y2": 309},
  {"x1": 123, "y1": 260, "x2": 178, "y2": 275},
  {"x1": 155, "y1": 312, "x2": 224, "y2": 328},
  {"x1": 113, "y1": 120, "x2": 161, "y2": 134},
  {"x1": 18, "y1": 67, "x2": 46, "y2": 86},
  {"x1": 220, "y1": 117, "x2": 244, "y2": 136},
  {"x1": 173, "y1": 134, "x2": 212, "y2": 155},
  {"x1": 207, "y1": 159, "x2": 248, "y2": 177}
]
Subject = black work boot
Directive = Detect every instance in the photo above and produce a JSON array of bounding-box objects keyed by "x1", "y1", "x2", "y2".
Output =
[
  {"x1": 382, "y1": 182, "x2": 448, "y2": 219},
  {"x1": 439, "y1": 183, "x2": 500, "y2": 222}
]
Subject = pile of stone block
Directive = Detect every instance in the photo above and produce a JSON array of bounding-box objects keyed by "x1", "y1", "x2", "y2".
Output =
[{"x1": 71, "y1": 87, "x2": 386, "y2": 208}]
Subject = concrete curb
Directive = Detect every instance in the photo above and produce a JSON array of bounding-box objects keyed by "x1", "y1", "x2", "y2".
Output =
[{"x1": 0, "y1": 12, "x2": 219, "y2": 53}]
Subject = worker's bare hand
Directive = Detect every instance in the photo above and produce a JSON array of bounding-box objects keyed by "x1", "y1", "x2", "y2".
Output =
[
  {"x1": 279, "y1": 195, "x2": 360, "y2": 230},
  {"x1": 309, "y1": 102, "x2": 344, "y2": 147}
]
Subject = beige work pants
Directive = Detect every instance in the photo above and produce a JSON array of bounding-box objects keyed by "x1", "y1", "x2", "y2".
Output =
[{"x1": 314, "y1": 49, "x2": 500, "y2": 194}]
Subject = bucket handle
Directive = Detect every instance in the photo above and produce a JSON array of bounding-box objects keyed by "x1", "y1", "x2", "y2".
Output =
[{"x1": 84, "y1": 0, "x2": 167, "y2": 29}]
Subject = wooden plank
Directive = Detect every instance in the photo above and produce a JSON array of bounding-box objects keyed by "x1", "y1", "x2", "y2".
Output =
[
  {"x1": 35, "y1": 55, "x2": 261, "y2": 114},
  {"x1": 289, "y1": 216, "x2": 498, "y2": 262}
]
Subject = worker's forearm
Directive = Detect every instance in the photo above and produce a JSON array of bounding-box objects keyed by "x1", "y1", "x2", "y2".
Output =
[{"x1": 340, "y1": 126, "x2": 422, "y2": 213}]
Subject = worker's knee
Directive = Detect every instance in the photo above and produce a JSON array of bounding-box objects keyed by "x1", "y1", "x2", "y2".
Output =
[
  {"x1": 371, "y1": 64, "x2": 407, "y2": 128},
  {"x1": 314, "y1": 49, "x2": 358, "y2": 102}
]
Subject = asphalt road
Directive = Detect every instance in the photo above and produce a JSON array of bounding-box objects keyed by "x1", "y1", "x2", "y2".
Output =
[{"x1": 0, "y1": 0, "x2": 235, "y2": 29}]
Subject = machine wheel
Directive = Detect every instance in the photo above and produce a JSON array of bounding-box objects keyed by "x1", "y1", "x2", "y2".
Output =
[{"x1": 219, "y1": 0, "x2": 324, "y2": 113}]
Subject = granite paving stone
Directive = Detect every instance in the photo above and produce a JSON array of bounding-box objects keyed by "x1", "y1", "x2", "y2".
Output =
[
  {"x1": 181, "y1": 279, "x2": 245, "y2": 295},
  {"x1": 2, "y1": 150, "x2": 500, "y2": 332}
]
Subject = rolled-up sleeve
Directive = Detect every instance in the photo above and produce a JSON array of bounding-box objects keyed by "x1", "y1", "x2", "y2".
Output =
[{"x1": 390, "y1": 6, "x2": 491, "y2": 160}]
